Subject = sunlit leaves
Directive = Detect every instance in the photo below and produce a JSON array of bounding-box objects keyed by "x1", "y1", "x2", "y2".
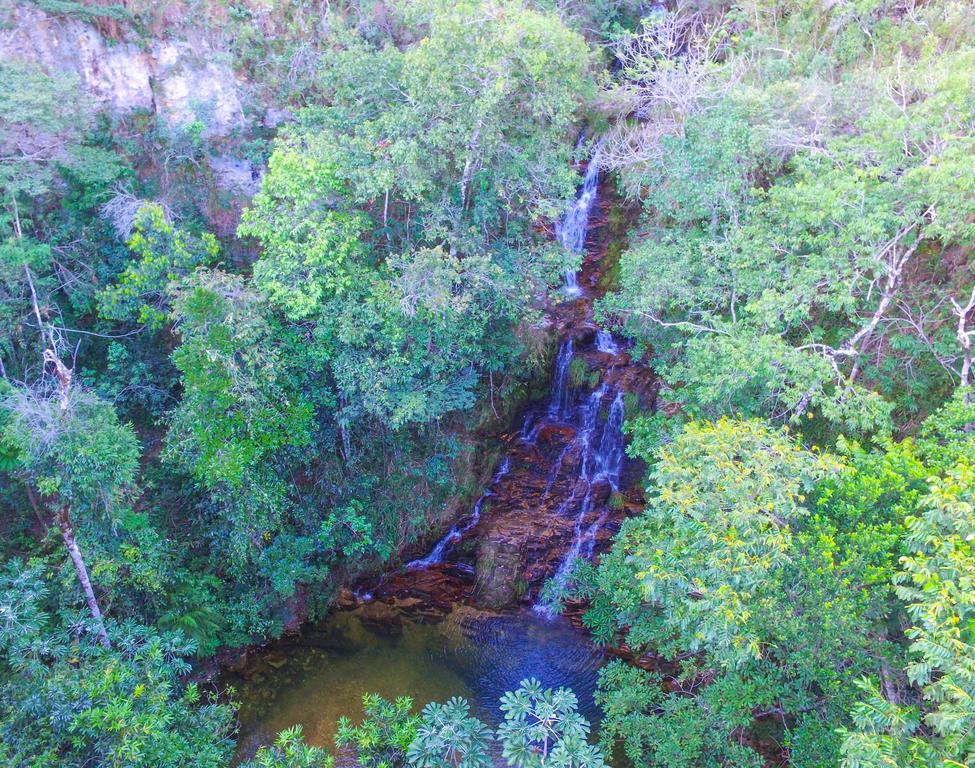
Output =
[{"x1": 99, "y1": 203, "x2": 219, "y2": 330}]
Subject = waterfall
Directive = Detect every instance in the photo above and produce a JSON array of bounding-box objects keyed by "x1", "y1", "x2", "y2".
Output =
[
  {"x1": 407, "y1": 458, "x2": 512, "y2": 569},
  {"x1": 409, "y1": 143, "x2": 631, "y2": 611},
  {"x1": 578, "y1": 384, "x2": 607, "y2": 481},
  {"x1": 536, "y1": 389, "x2": 627, "y2": 615},
  {"x1": 557, "y1": 141, "x2": 603, "y2": 297},
  {"x1": 593, "y1": 392, "x2": 626, "y2": 491},
  {"x1": 547, "y1": 340, "x2": 575, "y2": 421},
  {"x1": 595, "y1": 329, "x2": 619, "y2": 355}
]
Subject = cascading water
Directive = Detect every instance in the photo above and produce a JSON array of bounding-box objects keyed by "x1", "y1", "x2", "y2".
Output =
[
  {"x1": 547, "y1": 339, "x2": 575, "y2": 420},
  {"x1": 520, "y1": 339, "x2": 575, "y2": 445},
  {"x1": 407, "y1": 458, "x2": 512, "y2": 569},
  {"x1": 536, "y1": 389, "x2": 627, "y2": 616},
  {"x1": 557, "y1": 142, "x2": 603, "y2": 297},
  {"x1": 595, "y1": 329, "x2": 619, "y2": 355},
  {"x1": 406, "y1": 131, "x2": 630, "y2": 615},
  {"x1": 578, "y1": 384, "x2": 608, "y2": 481},
  {"x1": 592, "y1": 392, "x2": 626, "y2": 490}
]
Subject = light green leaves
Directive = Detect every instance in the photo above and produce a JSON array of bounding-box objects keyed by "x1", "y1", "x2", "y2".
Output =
[
  {"x1": 497, "y1": 679, "x2": 606, "y2": 768},
  {"x1": 408, "y1": 698, "x2": 492, "y2": 768},
  {"x1": 239, "y1": 139, "x2": 368, "y2": 321},
  {"x1": 99, "y1": 203, "x2": 219, "y2": 330}
]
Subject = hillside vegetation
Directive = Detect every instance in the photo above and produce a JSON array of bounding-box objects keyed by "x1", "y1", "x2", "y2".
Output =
[{"x1": 1, "y1": 0, "x2": 974, "y2": 766}]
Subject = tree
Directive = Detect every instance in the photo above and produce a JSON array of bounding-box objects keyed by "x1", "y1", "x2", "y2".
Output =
[
  {"x1": 408, "y1": 697, "x2": 492, "y2": 768},
  {"x1": 336, "y1": 694, "x2": 421, "y2": 768},
  {"x1": 238, "y1": 137, "x2": 369, "y2": 321},
  {"x1": 3, "y1": 378, "x2": 140, "y2": 648},
  {"x1": 0, "y1": 562, "x2": 234, "y2": 768},
  {"x1": 312, "y1": 0, "x2": 593, "y2": 253},
  {"x1": 841, "y1": 462, "x2": 975, "y2": 766},
  {"x1": 599, "y1": 8, "x2": 975, "y2": 434},
  {"x1": 497, "y1": 679, "x2": 606, "y2": 768},
  {"x1": 166, "y1": 268, "x2": 312, "y2": 494},
  {"x1": 840, "y1": 397, "x2": 975, "y2": 766},
  {"x1": 576, "y1": 419, "x2": 920, "y2": 766},
  {"x1": 337, "y1": 686, "x2": 602, "y2": 768},
  {"x1": 165, "y1": 268, "x2": 316, "y2": 585},
  {"x1": 99, "y1": 203, "x2": 219, "y2": 330}
]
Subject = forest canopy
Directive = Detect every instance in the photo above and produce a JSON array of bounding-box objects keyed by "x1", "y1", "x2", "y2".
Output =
[{"x1": 1, "y1": 0, "x2": 974, "y2": 766}]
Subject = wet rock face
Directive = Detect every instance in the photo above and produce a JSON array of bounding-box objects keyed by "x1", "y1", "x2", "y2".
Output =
[
  {"x1": 1, "y1": 6, "x2": 243, "y2": 136},
  {"x1": 475, "y1": 533, "x2": 526, "y2": 609},
  {"x1": 373, "y1": 176, "x2": 652, "y2": 615}
]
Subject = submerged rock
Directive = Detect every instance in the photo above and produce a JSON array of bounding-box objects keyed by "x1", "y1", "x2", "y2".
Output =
[{"x1": 356, "y1": 601, "x2": 403, "y2": 637}]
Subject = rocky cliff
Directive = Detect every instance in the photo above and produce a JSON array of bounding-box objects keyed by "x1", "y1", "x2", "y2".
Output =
[{"x1": 1, "y1": 4, "x2": 244, "y2": 136}]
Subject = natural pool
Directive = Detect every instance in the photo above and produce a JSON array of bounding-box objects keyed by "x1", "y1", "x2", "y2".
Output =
[{"x1": 228, "y1": 605, "x2": 606, "y2": 761}]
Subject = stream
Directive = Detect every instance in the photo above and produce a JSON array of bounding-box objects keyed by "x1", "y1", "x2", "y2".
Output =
[{"x1": 227, "y1": 141, "x2": 655, "y2": 762}]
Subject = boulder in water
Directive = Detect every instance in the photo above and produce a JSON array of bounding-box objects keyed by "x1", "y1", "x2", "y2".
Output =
[{"x1": 475, "y1": 533, "x2": 525, "y2": 609}]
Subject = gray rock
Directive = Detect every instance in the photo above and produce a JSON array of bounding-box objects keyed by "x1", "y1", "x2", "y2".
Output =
[
  {"x1": 475, "y1": 534, "x2": 525, "y2": 610},
  {"x1": 0, "y1": 6, "x2": 244, "y2": 137},
  {"x1": 1, "y1": 6, "x2": 153, "y2": 112},
  {"x1": 151, "y1": 41, "x2": 243, "y2": 136},
  {"x1": 209, "y1": 154, "x2": 261, "y2": 195}
]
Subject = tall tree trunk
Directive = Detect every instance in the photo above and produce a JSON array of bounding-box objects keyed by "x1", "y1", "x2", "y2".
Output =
[
  {"x1": 56, "y1": 504, "x2": 111, "y2": 648},
  {"x1": 458, "y1": 121, "x2": 483, "y2": 211},
  {"x1": 951, "y1": 286, "x2": 975, "y2": 403}
]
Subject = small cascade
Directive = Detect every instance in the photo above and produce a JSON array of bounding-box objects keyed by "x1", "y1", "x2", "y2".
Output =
[
  {"x1": 578, "y1": 385, "x2": 607, "y2": 481},
  {"x1": 593, "y1": 392, "x2": 626, "y2": 490},
  {"x1": 408, "y1": 458, "x2": 512, "y2": 569},
  {"x1": 595, "y1": 329, "x2": 619, "y2": 355},
  {"x1": 536, "y1": 486, "x2": 595, "y2": 616},
  {"x1": 558, "y1": 142, "x2": 603, "y2": 297},
  {"x1": 547, "y1": 340, "x2": 575, "y2": 421},
  {"x1": 536, "y1": 389, "x2": 627, "y2": 615}
]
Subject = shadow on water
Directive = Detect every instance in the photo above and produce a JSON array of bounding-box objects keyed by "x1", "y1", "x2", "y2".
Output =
[{"x1": 229, "y1": 607, "x2": 605, "y2": 763}]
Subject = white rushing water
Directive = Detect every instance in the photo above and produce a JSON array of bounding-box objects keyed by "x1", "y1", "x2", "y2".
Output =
[
  {"x1": 547, "y1": 339, "x2": 575, "y2": 421},
  {"x1": 407, "y1": 458, "x2": 512, "y2": 569},
  {"x1": 536, "y1": 389, "x2": 627, "y2": 616},
  {"x1": 557, "y1": 141, "x2": 603, "y2": 297},
  {"x1": 595, "y1": 329, "x2": 619, "y2": 354}
]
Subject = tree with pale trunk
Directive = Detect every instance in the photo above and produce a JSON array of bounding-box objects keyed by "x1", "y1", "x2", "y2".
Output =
[{"x1": 2, "y1": 302, "x2": 140, "y2": 647}]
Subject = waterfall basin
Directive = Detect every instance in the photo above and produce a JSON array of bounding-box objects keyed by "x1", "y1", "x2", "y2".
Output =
[{"x1": 228, "y1": 605, "x2": 605, "y2": 764}]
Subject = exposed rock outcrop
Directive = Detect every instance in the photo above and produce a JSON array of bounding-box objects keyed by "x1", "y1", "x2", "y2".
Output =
[
  {"x1": 151, "y1": 40, "x2": 244, "y2": 136},
  {"x1": 474, "y1": 533, "x2": 525, "y2": 609},
  {"x1": 1, "y1": 5, "x2": 244, "y2": 136}
]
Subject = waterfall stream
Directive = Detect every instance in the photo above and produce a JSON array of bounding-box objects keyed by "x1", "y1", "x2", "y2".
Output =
[
  {"x1": 558, "y1": 141, "x2": 603, "y2": 296},
  {"x1": 407, "y1": 457, "x2": 513, "y2": 569},
  {"x1": 408, "y1": 133, "x2": 628, "y2": 614}
]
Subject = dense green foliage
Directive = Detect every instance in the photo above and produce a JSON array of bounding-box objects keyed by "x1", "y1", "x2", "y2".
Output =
[
  {"x1": 1, "y1": 0, "x2": 974, "y2": 765},
  {"x1": 555, "y1": 4, "x2": 975, "y2": 763},
  {"x1": 599, "y1": 0, "x2": 975, "y2": 433},
  {"x1": 339, "y1": 682, "x2": 605, "y2": 768}
]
